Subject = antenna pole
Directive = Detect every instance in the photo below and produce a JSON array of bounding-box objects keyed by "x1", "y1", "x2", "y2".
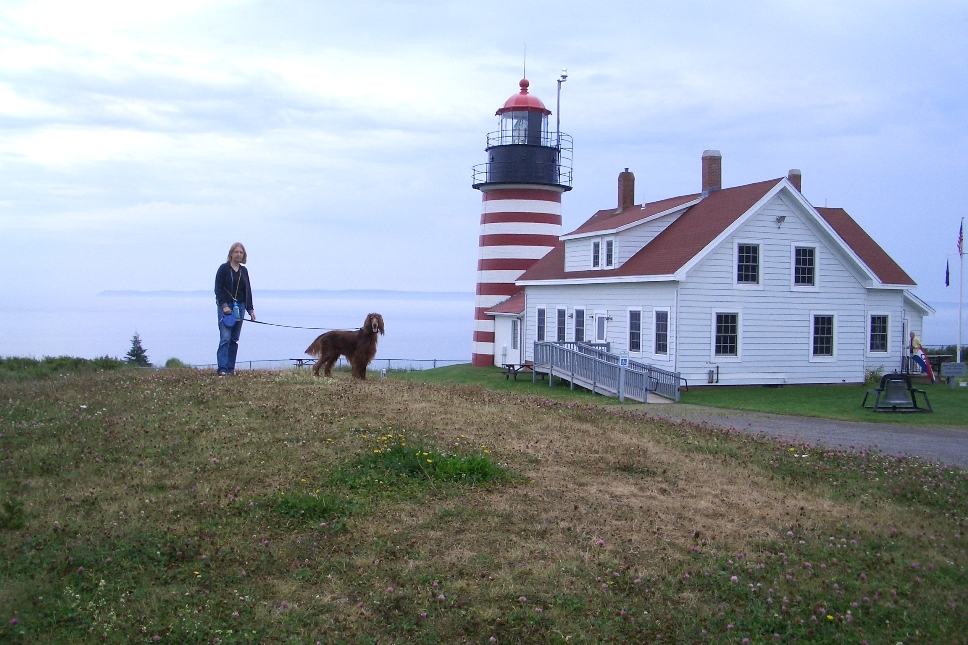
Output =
[{"x1": 556, "y1": 68, "x2": 567, "y2": 149}]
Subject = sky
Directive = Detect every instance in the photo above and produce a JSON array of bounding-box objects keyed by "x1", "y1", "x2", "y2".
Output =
[{"x1": 2, "y1": 0, "x2": 968, "y2": 343}]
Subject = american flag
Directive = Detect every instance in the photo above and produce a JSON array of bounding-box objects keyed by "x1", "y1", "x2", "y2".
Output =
[{"x1": 959, "y1": 219, "x2": 964, "y2": 257}]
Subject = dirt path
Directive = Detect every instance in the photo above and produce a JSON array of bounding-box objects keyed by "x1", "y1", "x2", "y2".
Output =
[{"x1": 634, "y1": 403, "x2": 968, "y2": 467}]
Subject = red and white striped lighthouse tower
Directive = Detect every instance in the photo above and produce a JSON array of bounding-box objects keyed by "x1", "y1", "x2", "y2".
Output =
[{"x1": 471, "y1": 78, "x2": 572, "y2": 366}]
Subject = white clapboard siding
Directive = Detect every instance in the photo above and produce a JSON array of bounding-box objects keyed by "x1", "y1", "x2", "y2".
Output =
[
  {"x1": 523, "y1": 282, "x2": 678, "y2": 363},
  {"x1": 863, "y1": 289, "x2": 905, "y2": 373},
  {"x1": 564, "y1": 238, "x2": 593, "y2": 272},
  {"x1": 676, "y1": 196, "x2": 867, "y2": 384}
]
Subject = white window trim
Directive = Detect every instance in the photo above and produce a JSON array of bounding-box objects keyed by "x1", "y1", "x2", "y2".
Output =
[
  {"x1": 573, "y1": 306, "x2": 587, "y2": 343},
  {"x1": 604, "y1": 237, "x2": 616, "y2": 269},
  {"x1": 627, "y1": 307, "x2": 642, "y2": 355},
  {"x1": 536, "y1": 306, "x2": 546, "y2": 342},
  {"x1": 710, "y1": 309, "x2": 743, "y2": 362},
  {"x1": 790, "y1": 242, "x2": 819, "y2": 291},
  {"x1": 591, "y1": 240, "x2": 601, "y2": 269},
  {"x1": 809, "y1": 310, "x2": 837, "y2": 363},
  {"x1": 866, "y1": 311, "x2": 891, "y2": 356},
  {"x1": 651, "y1": 306, "x2": 671, "y2": 361},
  {"x1": 733, "y1": 240, "x2": 764, "y2": 290}
]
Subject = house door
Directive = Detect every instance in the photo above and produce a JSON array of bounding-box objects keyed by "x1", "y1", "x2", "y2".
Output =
[
  {"x1": 595, "y1": 313, "x2": 608, "y2": 344},
  {"x1": 508, "y1": 317, "x2": 522, "y2": 365}
]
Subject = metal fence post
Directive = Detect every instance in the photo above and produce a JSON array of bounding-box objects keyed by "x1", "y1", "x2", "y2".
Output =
[{"x1": 618, "y1": 363, "x2": 625, "y2": 403}]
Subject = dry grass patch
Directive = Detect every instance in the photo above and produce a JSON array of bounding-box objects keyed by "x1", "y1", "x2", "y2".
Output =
[{"x1": 1, "y1": 368, "x2": 965, "y2": 643}]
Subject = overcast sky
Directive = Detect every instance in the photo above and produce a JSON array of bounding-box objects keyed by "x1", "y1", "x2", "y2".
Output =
[{"x1": 2, "y1": 0, "x2": 967, "y2": 339}]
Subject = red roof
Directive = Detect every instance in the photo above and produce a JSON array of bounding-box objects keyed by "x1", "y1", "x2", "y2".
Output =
[
  {"x1": 486, "y1": 291, "x2": 526, "y2": 315},
  {"x1": 817, "y1": 207, "x2": 915, "y2": 285},
  {"x1": 520, "y1": 179, "x2": 916, "y2": 287},
  {"x1": 565, "y1": 193, "x2": 700, "y2": 236},
  {"x1": 521, "y1": 179, "x2": 781, "y2": 281},
  {"x1": 496, "y1": 79, "x2": 551, "y2": 116}
]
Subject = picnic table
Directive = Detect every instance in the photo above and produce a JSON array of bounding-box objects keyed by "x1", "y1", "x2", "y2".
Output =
[{"x1": 502, "y1": 363, "x2": 534, "y2": 380}]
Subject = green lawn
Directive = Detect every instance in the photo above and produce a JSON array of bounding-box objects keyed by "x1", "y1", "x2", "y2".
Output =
[
  {"x1": 679, "y1": 381, "x2": 967, "y2": 428},
  {"x1": 393, "y1": 364, "x2": 968, "y2": 428}
]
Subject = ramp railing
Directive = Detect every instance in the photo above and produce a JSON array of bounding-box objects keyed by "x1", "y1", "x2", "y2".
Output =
[{"x1": 532, "y1": 341, "x2": 681, "y2": 402}]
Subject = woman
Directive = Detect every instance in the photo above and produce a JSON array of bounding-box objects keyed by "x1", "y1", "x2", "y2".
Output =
[{"x1": 215, "y1": 242, "x2": 256, "y2": 375}]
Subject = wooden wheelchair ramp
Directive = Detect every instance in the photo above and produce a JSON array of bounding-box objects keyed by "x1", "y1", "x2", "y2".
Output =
[{"x1": 532, "y1": 341, "x2": 681, "y2": 403}]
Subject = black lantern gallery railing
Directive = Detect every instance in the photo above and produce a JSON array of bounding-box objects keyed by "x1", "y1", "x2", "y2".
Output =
[{"x1": 472, "y1": 132, "x2": 573, "y2": 189}]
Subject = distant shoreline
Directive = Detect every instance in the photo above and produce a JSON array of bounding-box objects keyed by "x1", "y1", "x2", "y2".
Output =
[{"x1": 97, "y1": 289, "x2": 475, "y2": 301}]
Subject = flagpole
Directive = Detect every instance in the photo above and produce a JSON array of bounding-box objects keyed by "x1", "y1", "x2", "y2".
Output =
[{"x1": 960, "y1": 217, "x2": 964, "y2": 363}]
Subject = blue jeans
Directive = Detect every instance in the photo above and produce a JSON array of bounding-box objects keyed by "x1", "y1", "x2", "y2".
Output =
[{"x1": 217, "y1": 304, "x2": 244, "y2": 374}]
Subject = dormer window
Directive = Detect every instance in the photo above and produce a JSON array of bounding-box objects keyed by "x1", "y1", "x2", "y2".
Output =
[{"x1": 590, "y1": 238, "x2": 615, "y2": 269}]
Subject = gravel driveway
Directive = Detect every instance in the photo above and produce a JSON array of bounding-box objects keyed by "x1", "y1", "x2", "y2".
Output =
[{"x1": 635, "y1": 403, "x2": 968, "y2": 468}]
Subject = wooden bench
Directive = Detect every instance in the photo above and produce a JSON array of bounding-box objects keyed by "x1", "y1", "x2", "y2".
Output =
[{"x1": 502, "y1": 363, "x2": 534, "y2": 380}]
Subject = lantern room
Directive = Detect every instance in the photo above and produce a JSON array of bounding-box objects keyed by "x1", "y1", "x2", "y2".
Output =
[{"x1": 472, "y1": 78, "x2": 572, "y2": 190}]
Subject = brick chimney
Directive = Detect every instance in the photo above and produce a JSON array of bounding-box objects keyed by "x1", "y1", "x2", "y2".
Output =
[
  {"x1": 702, "y1": 150, "x2": 722, "y2": 195},
  {"x1": 787, "y1": 169, "x2": 802, "y2": 192},
  {"x1": 617, "y1": 168, "x2": 635, "y2": 212}
]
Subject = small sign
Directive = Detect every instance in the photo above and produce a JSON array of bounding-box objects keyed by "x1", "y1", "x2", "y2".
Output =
[
  {"x1": 619, "y1": 357, "x2": 629, "y2": 367},
  {"x1": 941, "y1": 362, "x2": 967, "y2": 377}
]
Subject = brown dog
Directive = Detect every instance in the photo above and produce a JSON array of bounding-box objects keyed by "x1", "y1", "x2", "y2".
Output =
[{"x1": 305, "y1": 313, "x2": 384, "y2": 379}]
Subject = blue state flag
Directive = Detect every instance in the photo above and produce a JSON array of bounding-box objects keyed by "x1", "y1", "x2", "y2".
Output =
[{"x1": 946, "y1": 259, "x2": 950, "y2": 287}]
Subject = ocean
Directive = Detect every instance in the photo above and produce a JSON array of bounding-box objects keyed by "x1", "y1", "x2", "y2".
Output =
[{"x1": 0, "y1": 290, "x2": 475, "y2": 370}]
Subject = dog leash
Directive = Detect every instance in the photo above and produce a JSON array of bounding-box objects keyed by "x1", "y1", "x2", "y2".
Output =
[{"x1": 247, "y1": 320, "x2": 339, "y2": 331}]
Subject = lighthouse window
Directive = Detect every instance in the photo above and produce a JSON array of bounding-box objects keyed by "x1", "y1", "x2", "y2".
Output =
[
  {"x1": 501, "y1": 111, "x2": 530, "y2": 145},
  {"x1": 557, "y1": 308, "x2": 566, "y2": 342},
  {"x1": 592, "y1": 241, "x2": 601, "y2": 268},
  {"x1": 605, "y1": 239, "x2": 615, "y2": 268},
  {"x1": 536, "y1": 308, "x2": 546, "y2": 342}
]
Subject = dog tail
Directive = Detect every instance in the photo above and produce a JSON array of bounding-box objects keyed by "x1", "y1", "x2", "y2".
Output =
[{"x1": 305, "y1": 335, "x2": 324, "y2": 357}]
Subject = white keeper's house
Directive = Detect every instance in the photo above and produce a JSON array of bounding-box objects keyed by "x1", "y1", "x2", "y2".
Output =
[{"x1": 486, "y1": 150, "x2": 934, "y2": 386}]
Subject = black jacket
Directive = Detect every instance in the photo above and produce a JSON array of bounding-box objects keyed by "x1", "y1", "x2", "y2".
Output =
[{"x1": 215, "y1": 263, "x2": 253, "y2": 313}]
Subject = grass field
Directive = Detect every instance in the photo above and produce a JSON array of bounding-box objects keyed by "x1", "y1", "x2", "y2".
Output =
[
  {"x1": 1, "y1": 365, "x2": 967, "y2": 643},
  {"x1": 394, "y1": 364, "x2": 968, "y2": 428}
]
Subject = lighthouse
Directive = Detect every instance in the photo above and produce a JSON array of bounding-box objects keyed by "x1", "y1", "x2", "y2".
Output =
[{"x1": 471, "y1": 78, "x2": 572, "y2": 366}]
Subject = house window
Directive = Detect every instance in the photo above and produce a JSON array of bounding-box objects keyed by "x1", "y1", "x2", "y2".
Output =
[
  {"x1": 557, "y1": 308, "x2": 566, "y2": 342},
  {"x1": 737, "y1": 244, "x2": 759, "y2": 284},
  {"x1": 869, "y1": 315, "x2": 888, "y2": 353},
  {"x1": 794, "y1": 247, "x2": 815, "y2": 286},
  {"x1": 536, "y1": 308, "x2": 546, "y2": 342},
  {"x1": 605, "y1": 239, "x2": 615, "y2": 268},
  {"x1": 511, "y1": 318, "x2": 519, "y2": 350},
  {"x1": 591, "y1": 241, "x2": 601, "y2": 268},
  {"x1": 654, "y1": 310, "x2": 669, "y2": 355},
  {"x1": 715, "y1": 313, "x2": 738, "y2": 356},
  {"x1": 628, "y1": 310, "x2": 641, "y2": 353},
  {"x1": 813, "y1": 315, "x2": 834, "y2": 357},
  {"x1": 574, "y1": 308, "x2": 585, "y2": 342}
]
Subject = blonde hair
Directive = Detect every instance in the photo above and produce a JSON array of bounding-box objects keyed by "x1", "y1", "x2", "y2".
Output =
[{"x1": 226, "y1": 242, "x2": 247, "y2": 264}]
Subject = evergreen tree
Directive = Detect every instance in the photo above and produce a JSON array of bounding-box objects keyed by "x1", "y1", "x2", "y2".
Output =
[{"x1": 124, "y1": 332, "x2": 151, "y2": 366}]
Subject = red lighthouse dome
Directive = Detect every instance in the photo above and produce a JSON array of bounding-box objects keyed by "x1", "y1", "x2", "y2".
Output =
[{"x1": 496, "y1": 79, "x2": 552, "y2": 115}]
